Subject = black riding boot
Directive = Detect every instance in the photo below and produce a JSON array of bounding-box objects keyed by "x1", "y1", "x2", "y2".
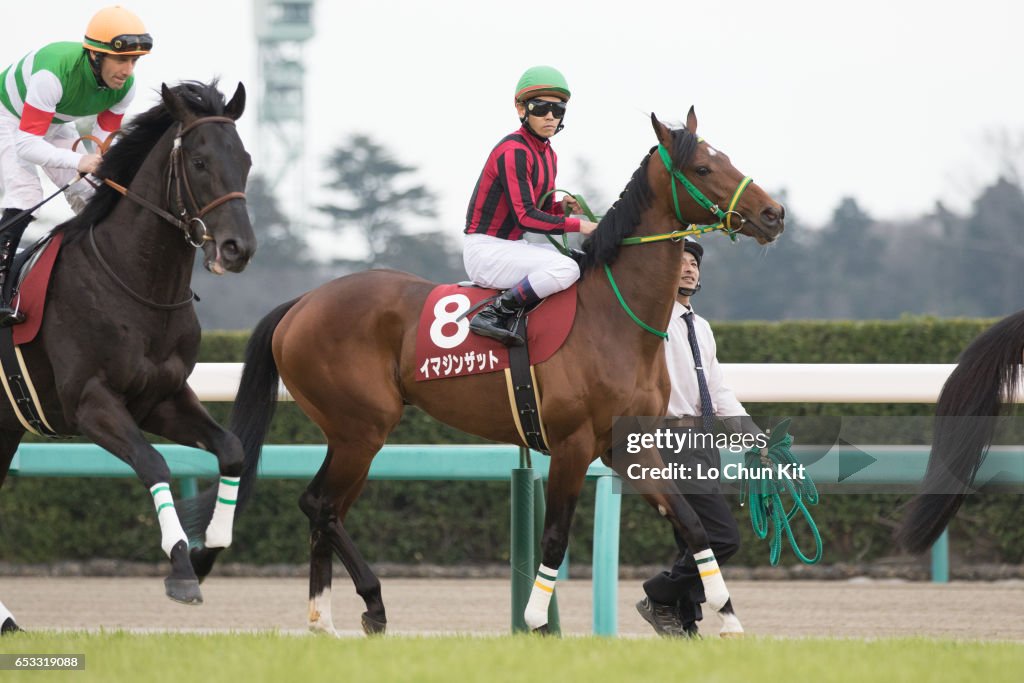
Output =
[
  {"x1": 470, "y1": 290, "x2": 526, "y2": 346},
  {"x1": 0, "y1": 208, "x2": 33, "y2": 327}
]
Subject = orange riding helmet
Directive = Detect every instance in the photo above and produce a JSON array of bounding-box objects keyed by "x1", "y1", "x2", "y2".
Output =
[{"x1": 83, "y1": 6, "x2": 153, "y2": 56}]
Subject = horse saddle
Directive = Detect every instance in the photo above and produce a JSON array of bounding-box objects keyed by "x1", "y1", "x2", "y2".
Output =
[{"x1": 414, "y1": 282, "x2": 577, "y2": 382}]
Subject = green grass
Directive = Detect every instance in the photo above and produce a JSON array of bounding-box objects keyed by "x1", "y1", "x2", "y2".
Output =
[{"x1": 0, "y1": 632, "x2": 1020, "y2": 682}]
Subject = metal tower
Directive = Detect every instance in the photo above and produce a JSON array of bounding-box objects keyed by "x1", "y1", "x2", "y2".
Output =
[{"x1": 254, "y1": 0, "x2": 315, "y2": 228}]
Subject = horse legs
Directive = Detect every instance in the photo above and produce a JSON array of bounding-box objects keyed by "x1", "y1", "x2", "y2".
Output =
[
  {"x1": 140, "y1": 386, "x2": 245, "y2": 579},
  {"x1": 75, "y1": 381, "x2": 201, "y2": 605},
  {"x1": 522, "y1": 440, "x2": 593, "y2": 633},
  {"x1": 0, "y1": 599, "x2": 20, "y2": 634},
  {"x1": 606, "y1": 445, "x2": 742, "y2": 636},
  {"x1": 0, "y1": 428, "x2": 25, "y2": 633},
  {"x1": 299, "y1": 442, "x2": 383, "y2": 636}
]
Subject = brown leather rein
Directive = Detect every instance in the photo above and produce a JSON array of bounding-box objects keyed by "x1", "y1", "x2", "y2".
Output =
[{"x1": 79, "y1": 116, "x2": 247, "y2": 248}]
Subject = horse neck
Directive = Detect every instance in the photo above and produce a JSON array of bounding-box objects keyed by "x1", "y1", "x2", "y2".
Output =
[
  {"x1": 93, "y1": 127, "x2": 196, "y2": 305},
  {"x1": 580, "y1": 205, "x2": 683, "y2": 349}
]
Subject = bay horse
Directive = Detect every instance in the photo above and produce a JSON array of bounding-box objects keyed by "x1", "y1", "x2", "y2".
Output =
[
  {"x1": 0, "y1": 81, "x2": 255, "y2": 634},
  {"x1": 896, "y1": 309, "x2": 1024, "y2": 553},
  {"x1": 184, "y1": 108, "x2": 785, "y2": 636}
]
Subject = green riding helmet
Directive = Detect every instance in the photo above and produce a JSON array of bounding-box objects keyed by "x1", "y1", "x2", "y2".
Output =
[{"x1": 515, "y1": 65, "x2": 571, "y2": 103}]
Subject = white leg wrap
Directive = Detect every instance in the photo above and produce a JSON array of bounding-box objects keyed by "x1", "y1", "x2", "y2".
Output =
[
  {"x1": 523, "y1": 564, "x2": 558, "y2": 630},
  {"x1": 0, "y1": 599, "x2": 13, "y2": 624},
  {"x1": 694, "y1": 549, "x2": 730, "y2": 612},
  {"x1": 308, "y1": 586, "x2": 336, "y2": 635},
  {"x1": 204, "y1": 476, "x2": 240, "y2": 548},
  {"x1": 151, "y1": 483, "x2": 188, "y2": 557}
]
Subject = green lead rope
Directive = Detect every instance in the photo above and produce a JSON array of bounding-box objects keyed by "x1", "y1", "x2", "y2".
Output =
[
  {"x1": 536, "y1": 189, "x2": 670, "y2": 339},
  {"x1": 739, "y1": 419, "x2": 823, "y2": 565}
]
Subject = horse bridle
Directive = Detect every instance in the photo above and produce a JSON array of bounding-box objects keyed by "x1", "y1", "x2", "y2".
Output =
[
  {"x1": 168, "y1": 116, "x2": 247, "y2": 246},
  {"x1": 99, "y1": 115, "x2": 247, "y2": 247},
  {"x1": 78, "y1": 116, "x2": 247, "y2": 311},
  {"x1": 607, "y1": 143, "x2": 755, "y2": 339}
]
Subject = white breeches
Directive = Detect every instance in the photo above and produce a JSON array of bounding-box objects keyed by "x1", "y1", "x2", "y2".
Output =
[
  {"x1": 463, "y1": 233, "x2": 580, "y2": 298},
  {"x1": 0, "y1": 115, "x2": 92, "y2": 212}
]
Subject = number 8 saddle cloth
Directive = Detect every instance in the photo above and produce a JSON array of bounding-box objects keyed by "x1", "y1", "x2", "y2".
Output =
[{"x1": 414, "y1": 283, "x2": 577, "y2": 382}]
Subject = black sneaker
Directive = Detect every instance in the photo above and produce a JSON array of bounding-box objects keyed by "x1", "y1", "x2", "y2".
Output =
[
  {"x1": 636, "y1": 597, "x2": 690, "y2": 637},
  {"x1": 1, "y1": 617, "x2": 21, "y2": 634}
]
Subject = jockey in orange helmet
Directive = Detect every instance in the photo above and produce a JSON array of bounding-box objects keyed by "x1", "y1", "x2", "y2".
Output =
[{"x1": 0, "y1": 5, "x2": 152, "y2": 325}]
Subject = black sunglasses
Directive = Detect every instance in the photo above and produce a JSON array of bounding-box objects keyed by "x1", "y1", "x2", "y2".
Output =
[{"x1": 525, "y1": 100, "x2": 567, "y2": 119}]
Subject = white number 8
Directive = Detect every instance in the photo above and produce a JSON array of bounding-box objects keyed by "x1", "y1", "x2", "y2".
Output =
[{"x1": 430, "y1": 294, "x2": 471, "y2": 349}]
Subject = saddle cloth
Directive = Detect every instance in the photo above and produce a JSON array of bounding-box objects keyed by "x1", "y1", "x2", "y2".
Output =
[{"x1": 414, "y1": 283, "x2": 577, "y2": 382}]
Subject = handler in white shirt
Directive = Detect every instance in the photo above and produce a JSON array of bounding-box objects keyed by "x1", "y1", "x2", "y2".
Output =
[{"x1": 635, "y1": 238, "x2": 761, "y2": 639}]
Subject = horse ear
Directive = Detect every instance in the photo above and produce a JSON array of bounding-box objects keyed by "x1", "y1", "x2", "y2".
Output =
[
  {"x1": 160, "y1": 83, "x2": 192, "y2": 123},
  {"x1": 650, "y1": 112, "x2": 672, "y2": 148},
  {"x1": 225, "y1": 82, "x2": 246, "y2": 120},
  {"x1": 686, "y1": 106, "x2": 698, "y2": 135}
]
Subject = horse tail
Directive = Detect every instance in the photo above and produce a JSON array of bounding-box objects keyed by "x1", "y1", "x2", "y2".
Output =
[
  {"x1": 895, "y1": 309, "x2": 1024, "y2": 553},
  {"x1": 178, "y1": 297, "x2": 301, "y2": 541}
]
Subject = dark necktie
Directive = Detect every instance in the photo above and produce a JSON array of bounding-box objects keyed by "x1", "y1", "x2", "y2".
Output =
[{"x1": 682, "y1": 311, "x2": 714, "y2": 432}]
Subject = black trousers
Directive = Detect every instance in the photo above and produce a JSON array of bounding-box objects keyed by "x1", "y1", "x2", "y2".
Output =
[{"x1": 641, "y1": 441, "x2": 741, "y2": 624}]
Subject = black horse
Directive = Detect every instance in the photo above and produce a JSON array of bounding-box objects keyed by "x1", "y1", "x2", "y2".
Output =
[{"x1": 0, "y1": 80, "x2": 255, "y2": 634}]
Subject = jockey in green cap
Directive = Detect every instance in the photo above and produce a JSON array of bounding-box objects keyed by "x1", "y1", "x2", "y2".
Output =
[{"x1": 462, "y1": 65, "x2": 598, "y2": 346}]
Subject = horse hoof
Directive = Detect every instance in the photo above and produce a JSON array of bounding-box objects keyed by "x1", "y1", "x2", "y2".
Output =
[
  {"x1": 361, "y1": 612, "x2": 387, "y2": 636},
  {"x1": 308, "y1": 621, "x2": 339, "y2": 637},
  {"x1": 719, "y1": 631, "x2": 745, "y2": 639},
  {"x1": 531, "y1": 624, "x2": 551, "y2": 636},
  {"x1": 190, "y1": 546, "x2": 224, "y2": 583},
  {"x1": 1, "y1": 617, "x2": 22, "y2": 635},
  {"x1": 165, "y1": 577, "x2": 203, "y2": 605}
]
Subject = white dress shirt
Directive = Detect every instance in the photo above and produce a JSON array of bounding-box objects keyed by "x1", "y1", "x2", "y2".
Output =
[{"x1": 665, "y1": 301, "x2": 748, "y2": 419}]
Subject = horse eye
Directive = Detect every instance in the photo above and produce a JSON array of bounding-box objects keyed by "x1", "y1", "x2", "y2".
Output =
[
  {"x1": 192, "y1": 158, "x2": 207, "y2": 170},
  {"x1": 696, "y1": 166, "x2": 711, "y2": 176}
]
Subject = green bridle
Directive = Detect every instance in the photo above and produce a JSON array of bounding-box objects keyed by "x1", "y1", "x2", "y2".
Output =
[
  {"x1": 618, "y1": 143, "x2": 753, "y2": 246},
  {"x1": 544, "y1": 141, "x2": 755, "y2": 340},
  {"x1": 609, "y1": 143, "x2": 754, "y2": 339}
]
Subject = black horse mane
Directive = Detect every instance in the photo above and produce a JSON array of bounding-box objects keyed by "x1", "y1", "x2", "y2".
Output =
[
  {"x1": 578, "y1": 124, "x2": 699, "y2": 272},
  {"x1": 57, "y1": 80, "x2": 229, "y2": 245}
]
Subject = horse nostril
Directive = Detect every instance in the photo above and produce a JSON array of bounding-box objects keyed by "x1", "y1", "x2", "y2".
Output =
[
  {"x1": 761, "y1": 207, "x2": 778, "y2": 226},
  {"x1": 221, "y1": 239, "x2": 240, "y2": 260}
]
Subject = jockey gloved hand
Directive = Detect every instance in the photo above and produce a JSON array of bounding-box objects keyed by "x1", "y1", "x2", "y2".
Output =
[{"x1": 77, "y1": 154, "x2": 102, "y2": 175}]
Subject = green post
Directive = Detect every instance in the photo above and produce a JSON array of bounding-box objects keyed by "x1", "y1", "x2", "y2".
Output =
[
  {"x1": 931, "y1": 527, "x2": 949, "y2": 583},
  {"x1": 592, "y1": 474, "x2": 621, "y2": 636},
  {"x1": 510, "y1": 467, "x2": 535, "y2": 633},
  {"x1": 532, "y1": 472, "x2": 561, "y2": 635}
]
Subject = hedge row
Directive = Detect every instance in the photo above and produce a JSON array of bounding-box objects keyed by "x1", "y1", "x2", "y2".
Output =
[{"x1": 2, "y1": 317, "x2": 1021, "y2": 567}]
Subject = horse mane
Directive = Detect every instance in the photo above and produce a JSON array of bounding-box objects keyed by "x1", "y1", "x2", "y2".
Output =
[
  {"x1": 578, "y1": 124, "x2": 699, "y2": 272},
  {"x1": 57, "y1": 80, "x2": 229, "y2": 245}
]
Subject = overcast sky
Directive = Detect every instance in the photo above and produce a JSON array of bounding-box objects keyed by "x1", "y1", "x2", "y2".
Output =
[{"x1": 8, "y1": 1, "x2": 1023, "y2": 255}]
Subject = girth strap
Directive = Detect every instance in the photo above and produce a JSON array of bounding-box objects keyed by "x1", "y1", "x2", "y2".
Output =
[{"x1": 0, "y1": 327, "x2": 62, "y2": 438}]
